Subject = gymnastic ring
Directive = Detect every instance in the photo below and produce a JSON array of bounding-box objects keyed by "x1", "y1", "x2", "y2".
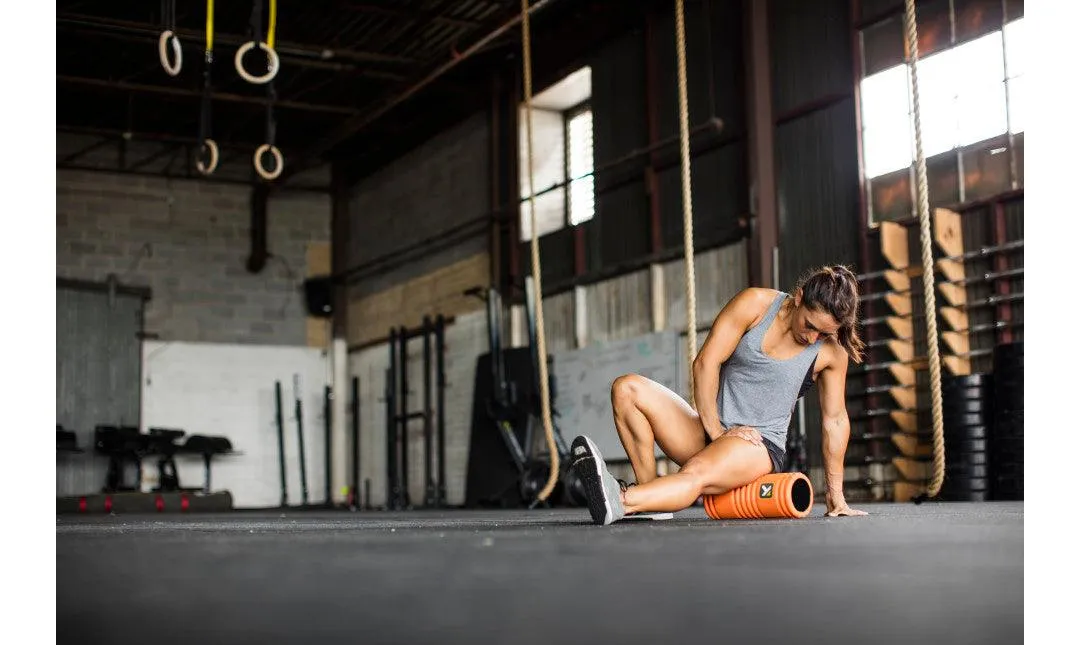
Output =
[
  {"x1": 234, "y1": 41, "x2": 280, "y2": 84},
  {"x1": 158, "y1": 30, "x2": 183, "y2": 77},
  {"x1": 195, "y1": 139, "x2": 220, "y2": 176},
  {"x1": 254, "y1": 143, "x2": 283, "y2": 180}
]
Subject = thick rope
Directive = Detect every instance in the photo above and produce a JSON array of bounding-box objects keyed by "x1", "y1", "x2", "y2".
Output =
[
  {"x1": 520, "y1": 0, "x2": 559, "y2": 502},
  {"x1": 675, "y1": 0, "x2": 697, "y2": 404},
  {"x1": 904, "y1": 0, "x2": 945, "y2": 497}
]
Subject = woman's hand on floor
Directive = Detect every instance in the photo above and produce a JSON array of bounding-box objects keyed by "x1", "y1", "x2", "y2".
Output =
[{"x1": 825, "y1": 490, "x2": 868, "y2": 517}]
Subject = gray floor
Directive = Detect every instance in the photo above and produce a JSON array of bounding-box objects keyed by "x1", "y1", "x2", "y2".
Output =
[{"x1": 57, "y1": 501, "x2": 1023, "y2": 645}]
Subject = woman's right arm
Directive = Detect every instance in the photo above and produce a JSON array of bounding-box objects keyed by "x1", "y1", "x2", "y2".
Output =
[{"x1": 691, "y1": 287, "x2": 770, "y2": 439}]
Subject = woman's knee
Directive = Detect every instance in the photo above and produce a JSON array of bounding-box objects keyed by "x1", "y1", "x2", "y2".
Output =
[
  {"x1": 611, "y1": 374, "x2": 647, "y2": 410},
  {"x1": 674, "y1": 460, "x2": 709, "y2": 494}
]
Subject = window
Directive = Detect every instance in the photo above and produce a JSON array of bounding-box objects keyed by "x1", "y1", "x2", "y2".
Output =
[
  {"x1": 858, "y1": 7, "x2": 1024, "y2": 224},
  {"x1": 566, "y1": 105, "x2": 594, "y2": 225},
  {"x1": 520, "y1": 66, "x2": 593, "y2": 241}
]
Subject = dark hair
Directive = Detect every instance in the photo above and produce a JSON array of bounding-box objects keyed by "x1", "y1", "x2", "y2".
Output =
[{"x1": 794, "y1": 264, "x2": 865, "y2": 363}]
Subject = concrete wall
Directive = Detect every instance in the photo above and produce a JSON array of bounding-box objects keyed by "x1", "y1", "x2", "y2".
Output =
[
  {"x1": 140, "y1": 341, "x2": 330, "y2": 509},
  {"x1": 348, "y1": 112, "x2": 491, "y2": 299},
  {"x1": 56, "y1": 169, "x2": 331, "y2": 346},
  {"x1": 349, "y1": 309, "x2": 488, "y2": 508}
]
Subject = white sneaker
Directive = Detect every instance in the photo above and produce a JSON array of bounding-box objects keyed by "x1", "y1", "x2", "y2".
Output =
[{"x1": 570, "y1": 435, "x2": 626, "y2": 525}]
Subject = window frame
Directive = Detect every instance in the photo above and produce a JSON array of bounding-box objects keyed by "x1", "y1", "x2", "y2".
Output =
[
  {"x1": 854, "y1": 3, "x2": 1024, "y2": 228},
  {"x1": 563, "y1": 98, "x2": 594, "y2": 228}
]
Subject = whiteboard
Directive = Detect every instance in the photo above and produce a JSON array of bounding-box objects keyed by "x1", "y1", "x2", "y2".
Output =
[{"x1": 552, "y1": 331, "x2": 682, "y2": 460}]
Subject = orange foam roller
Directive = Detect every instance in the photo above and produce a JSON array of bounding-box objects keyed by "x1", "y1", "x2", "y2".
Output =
[{"x1": 703, "y1": 472, "x2": 814, "y2": 520}]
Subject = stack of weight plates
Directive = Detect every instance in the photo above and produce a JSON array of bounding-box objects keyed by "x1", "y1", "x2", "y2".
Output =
[
  {"x1": 992, "y1": 342, "x2": 1023, "y2": 500},
  {"x1": 941, "y1": 373, "x2": 993, "y2": 501}
]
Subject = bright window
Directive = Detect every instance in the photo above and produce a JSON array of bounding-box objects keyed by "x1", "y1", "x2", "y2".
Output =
[
  {"x1": 567, "y1": 108, "x2": 594, "y2": 225},
  {"x1": 858, "y1": 12, "x2": 1024, "y2": 223}
]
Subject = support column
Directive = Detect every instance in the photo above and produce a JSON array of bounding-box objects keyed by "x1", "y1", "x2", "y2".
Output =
[
  {"x1": 744, "y1": 0, "x2": 778, "y2": 288},
  {"x1": 329, "y1": 160, "x2": 352, "y2": 506}
]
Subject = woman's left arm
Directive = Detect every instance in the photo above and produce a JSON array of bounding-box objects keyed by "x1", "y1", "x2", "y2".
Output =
[{"x1": 817, "y1": 346, "x2": 868, "y2": 517}]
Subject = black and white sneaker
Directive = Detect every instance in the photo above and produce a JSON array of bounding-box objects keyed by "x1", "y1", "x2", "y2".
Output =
[{"x1": 570, "y1": 435, "x2": 626, "y2": 525}]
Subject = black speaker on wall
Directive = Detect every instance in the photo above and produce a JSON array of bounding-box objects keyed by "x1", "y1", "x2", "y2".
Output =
[{"x1": 303, "y1": 276, "x2": 334, "y2": 318}]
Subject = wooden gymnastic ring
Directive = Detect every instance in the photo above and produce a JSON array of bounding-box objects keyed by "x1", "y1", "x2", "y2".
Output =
[
  {"x1": 254, "y1": 143, "x2": 283, "y2": 180},
  {"x1": 195, "y1": 139, "x2": 220, "y2": 176},
  {"x1": 234, "y1": 41, "x2": 280, "y2": 85},
  {"x1": 158, "y1": 30, "x2": 183, "y2": 77}
]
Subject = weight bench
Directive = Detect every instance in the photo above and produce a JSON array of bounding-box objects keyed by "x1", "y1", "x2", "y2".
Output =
[
  {"x1": 57, "y1": 425, "x2": 82, "y2": 453},
  {"x1": 177, "y1": 435, "x2": 238, "y2": 494}
]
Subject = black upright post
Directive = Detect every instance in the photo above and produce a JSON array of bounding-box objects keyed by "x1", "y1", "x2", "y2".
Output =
[
  {"x1": 294, "y1": 374, "x2": 309, "y2": 507},
  {"x1": 423, "y1": 316, "x2": 435, "y2": 507},
  {"x1": 398, "y1": 325, "x2": 411, "y2": 509},
  {"x1": 436, "y1": 314, "x2": 447, "y2": 507},
  {"x1": 351, "y1": 376, "x2": 360, "y2": 510},
  {"x1": 386, "y1": 329, "x2": 399, "y2": 510},
  {"x1": 324, "y1": 384, "x2": 332, "y2": 507},
  {"x1": 275, "y1": 380, "x2": 288, "y2": 507}
]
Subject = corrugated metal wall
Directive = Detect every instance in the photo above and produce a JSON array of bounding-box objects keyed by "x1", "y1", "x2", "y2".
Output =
[
  {"x1": 57, "y1": 285, "x2": 144, "y2": 497},
  {"x1": 664, "y1": 241, "x2": 750, "y2": 337},
  {"x1": 771, "y1": 0, "x2": 854, "y2": 115},
  {"x1": 585, "y1": 269, "x2": 653, "y2": 344},
  {"x1": 775, "y1": 99, "x2": 863, "y2": 290},
  {"x1": 769, "y1": 0, "x2": 862, "y2": 469},
  {"x1": 589, "y1": 30, "x2": 650, "y2": 272},
  {"x1": 577, "y1": 0, "x2": 748, "y2": 279}
]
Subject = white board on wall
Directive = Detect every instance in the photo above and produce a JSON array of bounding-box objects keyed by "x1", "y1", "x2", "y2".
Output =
[
  {"x1": 141, "y1": 341, "x2": 329, "y2": 509},
  {"x1": 551, "y1": 331, "x2": 681, "y2": 460}
]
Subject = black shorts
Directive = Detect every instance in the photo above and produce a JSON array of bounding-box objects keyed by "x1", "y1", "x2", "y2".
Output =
[{"x1": 705, "y1": 430, "x2": 786, "y2": 473}]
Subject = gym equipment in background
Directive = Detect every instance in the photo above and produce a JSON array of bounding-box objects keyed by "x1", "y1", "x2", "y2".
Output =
[{"x1": 385, "y1": 316, "x2": 449, "y2": 510}]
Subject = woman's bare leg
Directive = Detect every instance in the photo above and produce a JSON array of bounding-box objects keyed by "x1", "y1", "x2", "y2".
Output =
[
  {"x1": 610, "y1": 374, "x2": 708, "y2": 485},
  {"x1": 621, "y1": 435, "x2": 773, "y2": 514}
]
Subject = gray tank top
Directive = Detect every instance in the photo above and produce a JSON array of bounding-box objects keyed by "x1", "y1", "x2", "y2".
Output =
[{"x1": 717, "y1": 291, "x2": 821, "y2": 452}]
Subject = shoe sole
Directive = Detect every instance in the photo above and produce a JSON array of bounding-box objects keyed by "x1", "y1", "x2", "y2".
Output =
[{"x1": 571, "y1": 436, "x2": 613, "y2": 525}]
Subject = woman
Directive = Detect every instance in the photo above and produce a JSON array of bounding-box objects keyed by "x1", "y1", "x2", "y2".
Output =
[{"x1": 571, "y1": 264, "x2": 869, "y2": 525}]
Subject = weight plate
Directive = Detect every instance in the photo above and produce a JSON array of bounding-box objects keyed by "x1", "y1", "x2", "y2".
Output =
[
  {"x1": 944, "y1": 424, "x2": 990, "y2": 441},
  {"x1": 945, "y1": 438, "x2": 988, "y2": 453},
  {"x1": 942, "y1": 489, "x2": 991, "y2": 502},
  {"x1": 941, "y1": 385, "x2": 993, "y2": 401},
  {"x1": 942, "y1": 476, "x2": 990, "y2": 493},
  {"x1": 943, "y1": 413, "x2": 991, "y2": 429},
  {"x1": 945, "y1": 463, "x2": 990, "y2": 478},
  {"x1": 943, "y1": 399, "x2": 992, "y2": 416},
  {"x1": 947, "y1": 450, "x2": 989, "y2": 466},
  {"x1": 942, "y1": 374, "x2": 993, "y2": 389}
]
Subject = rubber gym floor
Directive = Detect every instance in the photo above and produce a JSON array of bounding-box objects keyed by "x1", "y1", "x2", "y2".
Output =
[{"x1": 57, "y1": 501, "x2": 1022, "y2": 645}]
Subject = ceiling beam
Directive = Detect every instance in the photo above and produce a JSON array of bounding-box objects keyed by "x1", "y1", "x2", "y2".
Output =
[
  {"x1": 57, "y1": 136, "x2": 115, "y2": 165},
  {"x1": 60, "y1": 25, "x2": 409, "y2": 81},
  {"x1": 58, "y1": 125, "x2": 269, "y2": 151},
  {"x1": 57, "y1": 12, "x2": 422, "y2": 66},
  {"x1": 340, "y1": 2, "x2": 485, "y2": 29},
  {"x1": 58, "y1": 75, "x2": 360, "y2": 115},
  {"x1": 279, "y1": 0, "x2": 562, "y2": 184}
]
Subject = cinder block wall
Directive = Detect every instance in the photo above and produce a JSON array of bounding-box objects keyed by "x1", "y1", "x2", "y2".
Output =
[{"x1": 56, "y1": 169, "x2": 331, "y2": 345}]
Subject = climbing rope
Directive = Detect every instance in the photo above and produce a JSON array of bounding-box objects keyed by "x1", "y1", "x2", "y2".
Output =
[
  {"x1": 904, "y1": 0, "x2": 946, "y2": 497},
  {"x1": 519, "y1": 0, "x2": 559, "y2": 502},
  {"x1": 675, "y1": 0, "x2": 698, "y2": 404}
]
